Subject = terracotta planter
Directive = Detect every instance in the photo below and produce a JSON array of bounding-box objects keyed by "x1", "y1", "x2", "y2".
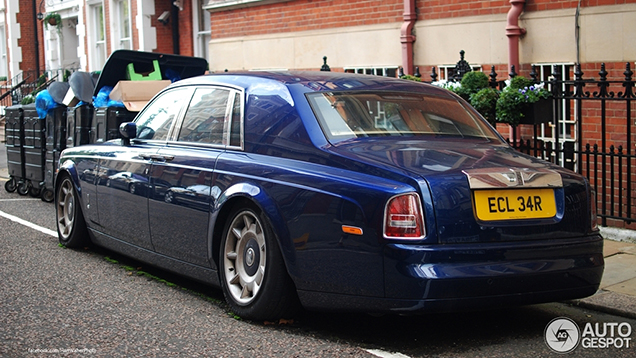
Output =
[
  {"x1": 519, "y1": 98, "x2": 554, "y2": 125},
  {"x1": 47, "y1": 17, "x2": 58, "y2": 26}
]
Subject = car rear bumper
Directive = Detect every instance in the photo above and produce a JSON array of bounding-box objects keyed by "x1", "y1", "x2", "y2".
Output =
[{"x1": 298, "y1": 234, "x2": 604, "y2": 314}]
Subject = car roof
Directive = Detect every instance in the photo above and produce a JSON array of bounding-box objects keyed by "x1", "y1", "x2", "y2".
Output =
[{"x1": 172, "y1": 71, "x2": 451, "y2": 95}]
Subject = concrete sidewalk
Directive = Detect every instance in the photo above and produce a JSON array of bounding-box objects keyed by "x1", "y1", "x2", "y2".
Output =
[{"x1": 1, "y1": 142, "x2": 636, "y2": 318}]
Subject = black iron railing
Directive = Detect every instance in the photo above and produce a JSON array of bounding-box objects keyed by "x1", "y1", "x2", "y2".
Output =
[{"x1": 503, "y1": 63, "x2": 635, "y2": 226}]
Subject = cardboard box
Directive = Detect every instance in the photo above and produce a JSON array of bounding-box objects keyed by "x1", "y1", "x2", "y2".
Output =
[
  {"x1": 109, "y1": 80, "x2": 171, "y2": 112},
  {"x1": 62, "y1": 88, "x2": 80, "y2": 107}
]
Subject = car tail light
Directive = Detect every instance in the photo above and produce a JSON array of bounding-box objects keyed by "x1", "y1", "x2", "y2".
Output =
[
  {"x1": 590, "y1": 189, "x2": 598, "y2": 231},
  {"x1": 384, "y1": 193, "x2": 425, "y2": 239}
]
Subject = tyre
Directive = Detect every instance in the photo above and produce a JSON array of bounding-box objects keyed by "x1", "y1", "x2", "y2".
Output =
[
  {"x1": 4, "y1": 178, "x2": 17, "y2": 193},
  {"x1": 17, "y1": 181, "x2": 30, "y2": 196},
  {"x1": 29, "y1": 186, "x2": 41, "y2": 198},
  {"x1": 41, "y1": 188, "x2": 54, "y2": 203},
  {"x1": 129, "y1": 184, "x2": 136, "y2": 194},
  {"x1": 56, "y1": 175, "x2": 89, "y2": 248},
  {"x1": 219, "y1": 205, "x2": 299, "y2": 321}
]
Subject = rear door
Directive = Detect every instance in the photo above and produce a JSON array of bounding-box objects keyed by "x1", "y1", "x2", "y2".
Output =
[{"x1": 148, "y1": 86, "x2": 241, "y2": 268}]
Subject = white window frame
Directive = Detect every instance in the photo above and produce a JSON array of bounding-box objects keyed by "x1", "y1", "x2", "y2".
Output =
[
  {"x1": 436, "y1": 64, "x2": 482, "y2": 81},
  {"x1": 88, "y1": 1, "x2": 107, "y2": 71},
  {"x1": 114, "y1": 0, "x2": 133, "y2": 50},
  {"x1": 0, "y1": 25, "x2": 7, "y2": 80},
  {"x1": 193, "y1": 0, "x2": 211, "y2": 60},
  {"x1": 531, "y1": 62, "x2": 576, "y2": 169},
  {"x1": 343, "y1": 66, "x2": 399, "y2": 78}
]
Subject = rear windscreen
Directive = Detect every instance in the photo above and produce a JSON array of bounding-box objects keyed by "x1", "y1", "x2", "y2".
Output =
[{"x1": 307, "y1": 91, "x2": 503, "y2": 144}]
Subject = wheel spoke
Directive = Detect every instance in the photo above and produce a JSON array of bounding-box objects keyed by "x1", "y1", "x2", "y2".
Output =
[
  {"x1": 229, "y1": 273, "x2": 240, "y2": 285},
  {"x1": 255, "y1": 267, "x2": 264, "y2": 286},
  {"x1": 226, "y1": 251, "x2": 238, "y2": 260},
  {"x1": 241, "y1": 285, "x2": 250, "y2": 299},
  {"x1": 231, "y1": 227, "x2": 242, "y2": 241}
]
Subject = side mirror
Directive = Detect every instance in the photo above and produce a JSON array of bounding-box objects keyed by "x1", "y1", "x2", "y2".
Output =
[{"x1": 119, "y1": 122, "x2": 137, "y2": 146}]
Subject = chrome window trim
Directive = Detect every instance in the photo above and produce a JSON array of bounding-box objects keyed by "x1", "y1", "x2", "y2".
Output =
[
  {"x1": 132, "y1": 86, "x2": 194, "y2": 145},
  {"x1": 157, "y1": 84, "x2": 243, "y2": 152}
]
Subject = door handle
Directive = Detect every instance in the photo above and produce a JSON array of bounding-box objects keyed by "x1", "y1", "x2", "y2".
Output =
[{"x1": 138, "y1": 154, "x2": 175, "y2": 162}]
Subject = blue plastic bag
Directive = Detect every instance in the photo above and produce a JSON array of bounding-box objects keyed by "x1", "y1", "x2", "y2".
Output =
[
  {"x1": 93, "y1": 86, "x2": 124, "y2": 108},
  {"x1": 35, "y1": 90, "x2": 58, "y2": 119}
]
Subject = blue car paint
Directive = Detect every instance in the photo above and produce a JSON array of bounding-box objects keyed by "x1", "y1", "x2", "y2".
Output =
[{"x1": 57, "y1": 71, "x2": 603, "y2": 314}]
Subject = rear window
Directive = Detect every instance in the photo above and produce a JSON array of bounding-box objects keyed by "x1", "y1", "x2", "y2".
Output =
[{"x1": 307, "y1": 91, "x2": 503, "y2": 143}]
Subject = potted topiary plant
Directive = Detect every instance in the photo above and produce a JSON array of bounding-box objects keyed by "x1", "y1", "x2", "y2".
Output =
[
  {"x1": 470, "y1": 87, "x2": 499, "y2": 125},
  {"x1": 495, "y1": 76, "x2": 553, "y2": 126},
  {"x1": 455, "y1": 71, "x2": 489, "y2": 101}
]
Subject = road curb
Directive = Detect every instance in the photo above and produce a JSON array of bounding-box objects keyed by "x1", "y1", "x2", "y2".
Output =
[{"x1": 569, "y1": 290, "x2": 636, "y2": 320}]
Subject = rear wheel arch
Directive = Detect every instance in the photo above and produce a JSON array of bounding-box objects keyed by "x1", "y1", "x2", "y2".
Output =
[
  {"x1": 213, "y1": 194, "x2": 300, "y2": 320},
  {"x1": 210, "y1": 186, "x2": 295, "y2": 279}
]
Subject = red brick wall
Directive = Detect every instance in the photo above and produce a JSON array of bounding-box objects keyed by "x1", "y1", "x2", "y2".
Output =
[
  {"x1": 152, "y1": 4, "x2": 194, "y2": 55},
  {"x1": 208, "y1": 0, "x2": 636, "y2": 39},
  {"x1": 210, "y1": 0, "x2": 404, "y2": 39},
  {"x1": 131, "y1": 0, "x2": 139, "y2": 50},
  {"x1": 154, "y1": 4, "x2": 174, "y2": 53},
  {"x1": 16, "y1": 0, "x2": 38, "y2": 73},
  {"x1": 104, "y1": 0, "x2": 112, "y2": 54},
  {"x1": 417, "y1": 0, "x2": 636, "y2": 19},
  {"x1": 179, "y1": 1, "x2": 194, "y2": 56}
]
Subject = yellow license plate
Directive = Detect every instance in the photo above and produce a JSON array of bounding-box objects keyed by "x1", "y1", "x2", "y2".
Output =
[{"x1": 473, "y1": 188, "x2": 557, "y2": 221}]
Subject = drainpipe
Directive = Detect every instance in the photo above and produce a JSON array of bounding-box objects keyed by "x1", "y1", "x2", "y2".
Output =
[
  {"x1": 506, "y1": 0, "x2": 526, "y2": 142},
  {"x1": 401, "y1": 0, "x2": 416, "y2": 75},
  {"x1": 32, "y1": 0, "x2": 40, "y2": 78},
  {"x1": 172, "y1": 4, "x2": 180, "y2": 54},
  {"x1": 506, "y1": 0, "x2": 526, "y2": 77}
]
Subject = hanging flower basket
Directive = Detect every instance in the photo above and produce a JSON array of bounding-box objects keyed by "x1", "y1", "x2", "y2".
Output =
[
  {"x1": 43, "y1": 13, "x2": 63, "y2": 33},
  {"x1": 496, "y1": 76, "x2": 552, "y2": 126}
]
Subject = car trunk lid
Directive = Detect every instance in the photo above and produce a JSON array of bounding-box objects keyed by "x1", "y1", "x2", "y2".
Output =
[{"x1": 330, "y1": 138, "x2": 591, "y2": 243}]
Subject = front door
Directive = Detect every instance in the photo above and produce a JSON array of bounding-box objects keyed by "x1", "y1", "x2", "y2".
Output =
[{"x1": 96, "y1": 87, "x2": 192, "y2": 250}]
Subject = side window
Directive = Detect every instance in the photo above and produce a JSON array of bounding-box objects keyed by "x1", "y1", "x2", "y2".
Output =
[
  {"x1": 178, "y1": 88, "x2": 230, "y2": 145},
  {"x1": 229, "y1": 93, "x2": 241, "y2": 147},
  {"x1": 135, "y1": 88, "x2": 190, "y2": 141}
]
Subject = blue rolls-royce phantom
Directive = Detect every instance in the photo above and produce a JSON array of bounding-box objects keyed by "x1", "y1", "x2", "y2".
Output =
[{"x1": 55, "y1": 71, "x2": 603, "y2": 320}]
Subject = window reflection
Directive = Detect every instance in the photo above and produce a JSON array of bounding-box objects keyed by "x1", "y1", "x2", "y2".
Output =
[
  {"x1": 178, "y1": 88, "x2": 230, "y2": 145},
  {"x1": 135, "y1": 88, "x2": 190, "y2": 141}
]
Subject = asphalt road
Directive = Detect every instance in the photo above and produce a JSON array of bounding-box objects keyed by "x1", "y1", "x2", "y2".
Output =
[{"x1": 1, "y1": 185, "x2": 636, "y2": 357}]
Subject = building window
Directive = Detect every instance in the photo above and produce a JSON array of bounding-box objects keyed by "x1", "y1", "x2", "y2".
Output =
[
  {"x1": 0, "y1": 25, "x2": 6, "y2": 79},
  {"x1": 89, "y1": 3, "x2": 107, "y2": 70},
  {"x1": 532, "y1": 63, "x2": 575, "y2": 169},
  {"x1": 344, "y1": 67, "x2": 398, "y2": 78},
  {"x1": 436, "y1": 64, "x2": 482, "y2": 81},
  {"x1": 116, "y1": 0, "x2": 133, "y2": 50},
  {"x1": 194, "y1": 0, "x2": 211, "y2": 59}
]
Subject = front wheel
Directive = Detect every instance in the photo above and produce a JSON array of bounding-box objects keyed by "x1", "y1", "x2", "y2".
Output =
[
  {"x1": 41, "y1": 188, "x2": 54, "y2": 203},
  {"x1": 17, "y1": 181, "x2": 30, "y2": 196},
  {"x1": 56, "y1": 175, "x2": 89, "y2": 248},
  {"x1": 4, "y1": 178, "x2": 17, "y2": 192},
  {"x1": 29, "y1": 186, "x2": 41, "y2": 198},
  {"x1": 219, "y1": 205, "x2": 299, "y2": 321}
]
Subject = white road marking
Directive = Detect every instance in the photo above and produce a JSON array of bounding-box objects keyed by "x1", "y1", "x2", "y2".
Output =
[
  {"x1": 366, "y1": 349, "x2": 412, "y2": 358},
  {"x1": 0, "y1": 209, "x2": 57, "y2": 237}
]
